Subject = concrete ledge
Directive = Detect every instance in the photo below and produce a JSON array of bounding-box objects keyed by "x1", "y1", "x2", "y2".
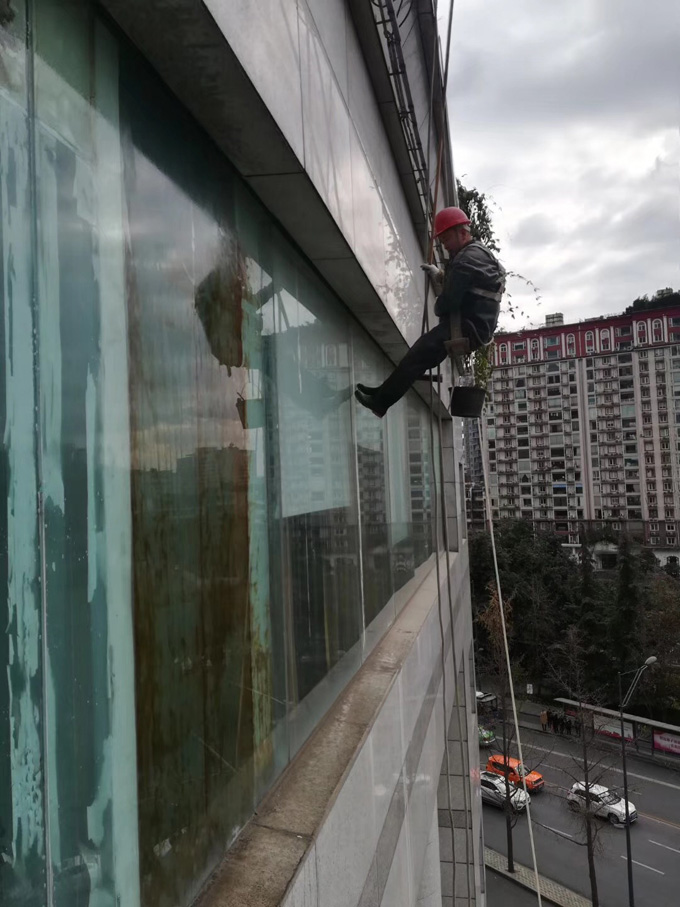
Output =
[{"x1": 195, "y1": 554, "x2": 456, "y2": 907}]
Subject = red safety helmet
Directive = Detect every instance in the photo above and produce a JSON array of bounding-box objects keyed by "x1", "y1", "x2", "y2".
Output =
[{"x1": 433, "y1": 206, "x2": 471, "y2": 237}]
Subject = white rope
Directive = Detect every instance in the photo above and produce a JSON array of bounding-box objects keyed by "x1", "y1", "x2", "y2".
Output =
[{"x1": 480, "y1": 447, "x2": 543, "y2": 904}]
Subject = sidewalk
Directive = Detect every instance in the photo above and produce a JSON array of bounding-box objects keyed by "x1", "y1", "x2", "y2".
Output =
[
  {"x1": 515, "y1": 707, "x2": 680, "y2": 773},
  {"x1": 485, "y1": 847, "x2": 592, "y2": 907}
]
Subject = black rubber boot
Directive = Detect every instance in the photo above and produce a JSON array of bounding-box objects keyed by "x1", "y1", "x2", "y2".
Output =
[{"x1": 354, "y1": 388, "x2": 387, "y2": 417}]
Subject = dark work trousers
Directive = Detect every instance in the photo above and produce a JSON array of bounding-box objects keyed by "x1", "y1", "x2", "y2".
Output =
[{"x1": 373, "y1": 318, "x2": 450, "y2": 411}]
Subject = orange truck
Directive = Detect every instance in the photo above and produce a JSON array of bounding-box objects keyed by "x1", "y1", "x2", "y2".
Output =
[{"x1": 486, "y1": 754, "x2": 545, "y2": 792}]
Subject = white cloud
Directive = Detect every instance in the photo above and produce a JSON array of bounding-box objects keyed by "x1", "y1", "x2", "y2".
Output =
[{"x1": 443, "y1": 0, "x2": 680, "y2": 330}]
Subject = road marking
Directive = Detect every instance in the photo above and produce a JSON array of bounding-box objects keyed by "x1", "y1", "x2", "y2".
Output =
[
  {"x1": 649, "y1": 839, "x2": 680, "y2": 855},
  {"x1": 639, "y1": 813, "x2": 680, "y2": 831},
  {"x1": 521, "y1": 742, "x2": 680, "y2": 792},
  {"x1": 621, "y1": 856, "x2": 665, "y2": 875},
  {"x1": 543, "y1": 824, "x2": 572, "y2": 839}
]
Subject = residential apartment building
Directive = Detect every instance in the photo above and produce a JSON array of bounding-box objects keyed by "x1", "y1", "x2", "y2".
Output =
[
  {"x1": 478, "y1": 306, "x2": 680, "y2": 560},
  {"x1": 1, "y1": 3, "x2": 482, "y2": 907}
]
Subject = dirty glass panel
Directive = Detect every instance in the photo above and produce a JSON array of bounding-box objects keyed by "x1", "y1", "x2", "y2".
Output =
[
  {"x1": 232, "y1": 182, "x2": 291, "y2": 804},
  {"x1": 0, "y1": 0, "x2": 27, "y2": 105},
  {"x1": 405, "y1": 394, "x2": 435, "y2": 569},
  {"x1": 268, "y1": 251, "x2": 361, "y2": 704},
  {"x1": 120, "y1": 44, "x2": 282, "y2": 907},
  {"x1": 386, "y1": 396, "x2": 415, "y2": 600},
  {"x1": 32, "y1": 3, "x2": 140, "y2": 906},
  {"x1": 386, "y1": 390, "x2": 436, "y2": 607},
  {"x1": 352, "y1": 331, "x2": 394, "y2": 627},
  {"x1": 0, "y1": 4, "x2": 47, "y2": 901}
]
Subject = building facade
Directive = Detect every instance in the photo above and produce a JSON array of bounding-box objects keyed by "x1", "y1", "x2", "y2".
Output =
[
  {"x1": 479, "y1": 306, "x2": 680, "y2": 561},
  {"x1": 0, "y1": 2, "x2": 482, "y2": 907}
]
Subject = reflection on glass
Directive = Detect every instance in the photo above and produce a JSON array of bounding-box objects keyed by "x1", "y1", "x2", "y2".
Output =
[
  {"x1": 0, "y1": 4, "x2": 46, "y2": 900},
  {"x1": 272, "y1": 270, "x2": 361, "y2": 702},
  {"x1": 121, "y1": 46, "x2": 281, "y2": 907},
  {"x1": 0, "y1": 4, "x2": 446, "y2": 906},
  {"x1": 353, "y1": 333, "x2": 393, "y2": 626}
]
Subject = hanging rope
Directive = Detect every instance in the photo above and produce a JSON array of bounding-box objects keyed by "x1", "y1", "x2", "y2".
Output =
[
  {"x1": 418, "y1": 2, "x2": 475, "y2": 903},
  {"x1": 480, "y1": 451, "x2": 543, "y2": 904},
  {"x1": 417, "y1": 3, "x2": 542, "y2": 902}
]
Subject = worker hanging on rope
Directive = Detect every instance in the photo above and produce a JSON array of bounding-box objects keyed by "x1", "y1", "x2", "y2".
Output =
[{"x1": 354, "y1": 206, "x2": 505, "y2": 417}]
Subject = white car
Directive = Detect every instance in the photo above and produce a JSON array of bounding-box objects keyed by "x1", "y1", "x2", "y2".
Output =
[
  {"x1": 566, "y1": 782, "x2": 637, "y2": 825},
  {"x1": 480, "y1": 770, "x2": 531, "y2": 813}
]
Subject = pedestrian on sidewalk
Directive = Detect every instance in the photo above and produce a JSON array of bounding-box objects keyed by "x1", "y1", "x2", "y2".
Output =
[
  {"x1": 540, "y1": 709, "x2": 548, "y2": 732},
  {"x1": 565, "y1": 717, "x2": 572, "y2": 736}
]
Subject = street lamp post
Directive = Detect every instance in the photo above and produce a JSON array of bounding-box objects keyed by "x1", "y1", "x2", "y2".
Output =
[{"x1": 618, "y1": 655, "x2": 657, "y2": 907}]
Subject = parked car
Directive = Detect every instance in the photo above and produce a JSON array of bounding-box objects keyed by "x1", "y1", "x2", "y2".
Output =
[
  {"x1": 566, "y1": 782, "x2": 637, "y2": 825},
  {"x1": 485, "y1": 754, "x2": 545, "y2": 792},
  {"x1": 478, "y1": 726, "x2": 496, "y2": 747},
  {"x1": 480, "y1": 770, "x2": 530, "y2": 812}
]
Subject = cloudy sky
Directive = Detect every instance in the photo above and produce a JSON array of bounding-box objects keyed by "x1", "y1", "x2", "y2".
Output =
[{"x1": 442, "y1": 0, "x2": 680, "y2": 332}]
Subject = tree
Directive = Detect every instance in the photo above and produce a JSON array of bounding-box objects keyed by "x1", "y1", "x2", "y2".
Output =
[
  {"x1": 471, "y1": 520, "x2": 578, "y2": 696},
  {"x1": 477, "y1": 586, "x2": 519, "y2": 872},
  {"x1": 574, "y1": 534, "x2": 613, "y2": 698},
  {"x1": 639, "y1": 574, "x2": 680, "y2": 720},
  {"x1": 549, "y1": 627, "x2": 619, "y2": 907},
  {"x1": 456, "y1": 179, "x2": 500, "y2": 252},
  {"x1": 610, "y1": 533, "x2": 644, "y2": 677},
  {"x1": 478, "y1": 580, "x2": 559, "y2": 877},
  {"x1": 625, "y1": 288, "x2": 680, "y2": 314}
]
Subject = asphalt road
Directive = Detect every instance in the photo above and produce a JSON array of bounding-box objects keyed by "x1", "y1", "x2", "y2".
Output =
[{"x1": 480, "y1": 726, "x2": 680, "y2": 907}]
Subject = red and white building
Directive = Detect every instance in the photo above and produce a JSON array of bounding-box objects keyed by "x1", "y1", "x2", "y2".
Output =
[{"x1": 478, "y1": 305, "x2": 680, "y2": 564}]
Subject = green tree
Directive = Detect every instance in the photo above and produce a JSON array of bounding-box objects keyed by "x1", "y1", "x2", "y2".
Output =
[
  {"x1": 456, "y1": 179, "x2": 500, "y2": 252},
  {"x1": 550, "y1": 627, "x2": 615, "y2": 907},
  {"x1": 625, "y1": 288, "x2": 680, "y2": 314},
  {"x1": 573, "y1": 534, "x2": 612, "y2": 696},
  {"x1": 609, "y1": 534, "x2": 643, "y2": 676},
  {"x1": 470, "y1": 520, "x2": 577, "y2": 696},
  {"x1": 639, "y1": 574, "x2": 680, "y2": 719}
]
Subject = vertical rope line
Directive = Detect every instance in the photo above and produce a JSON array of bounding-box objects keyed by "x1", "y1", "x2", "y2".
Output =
[
  {"x1": 416, "y1": 2, "x2": 463, "y2": 900},
  {"x1": 480, "y1": 449, "x2": 543, "y2": 904}
]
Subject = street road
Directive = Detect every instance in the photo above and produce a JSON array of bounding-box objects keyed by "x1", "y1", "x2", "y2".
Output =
[{"x1": 480, "y1": 726, "x2": 680, "y2": 907}]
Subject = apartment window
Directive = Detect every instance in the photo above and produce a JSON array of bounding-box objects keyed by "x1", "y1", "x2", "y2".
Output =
[
  {"x1": 600, "y1": 329, "x2": 611, "y2": 351},
  {"x1": 637, "y1": 322, "x2": 647, "y2": 345},
  {"x1": 653, "y1": 319, "x2": 663, "y2": 342},
  {"x1": 586, "y1": 331, "x2": 594, "y2": 353}
]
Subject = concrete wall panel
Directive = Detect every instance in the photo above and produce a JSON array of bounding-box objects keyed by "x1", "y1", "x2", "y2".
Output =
[
  {"x1": 203, "y1": 0, "x2": 305, "y2": 164},
  {"x1": 298, "y1": 1, "x2": 355, "y2": 245}
]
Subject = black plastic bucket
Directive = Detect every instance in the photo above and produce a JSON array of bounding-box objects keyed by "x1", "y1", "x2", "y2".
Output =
[{"x1": 449, "y1": 386, "x2": 486, "y2": 418}]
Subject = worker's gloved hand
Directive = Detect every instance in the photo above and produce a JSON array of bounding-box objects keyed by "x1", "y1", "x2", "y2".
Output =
[
  {"x1": 420, "y1": 263, "x2": 443, "y2": 279},
  {"x1": 421, "y1": 263, "x2": 444, "y2": 295}
]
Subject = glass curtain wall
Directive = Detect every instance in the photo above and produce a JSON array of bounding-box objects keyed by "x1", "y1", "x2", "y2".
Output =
[{"x1": 0, "y1": 3, "x2": 437, "y2": 906}]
